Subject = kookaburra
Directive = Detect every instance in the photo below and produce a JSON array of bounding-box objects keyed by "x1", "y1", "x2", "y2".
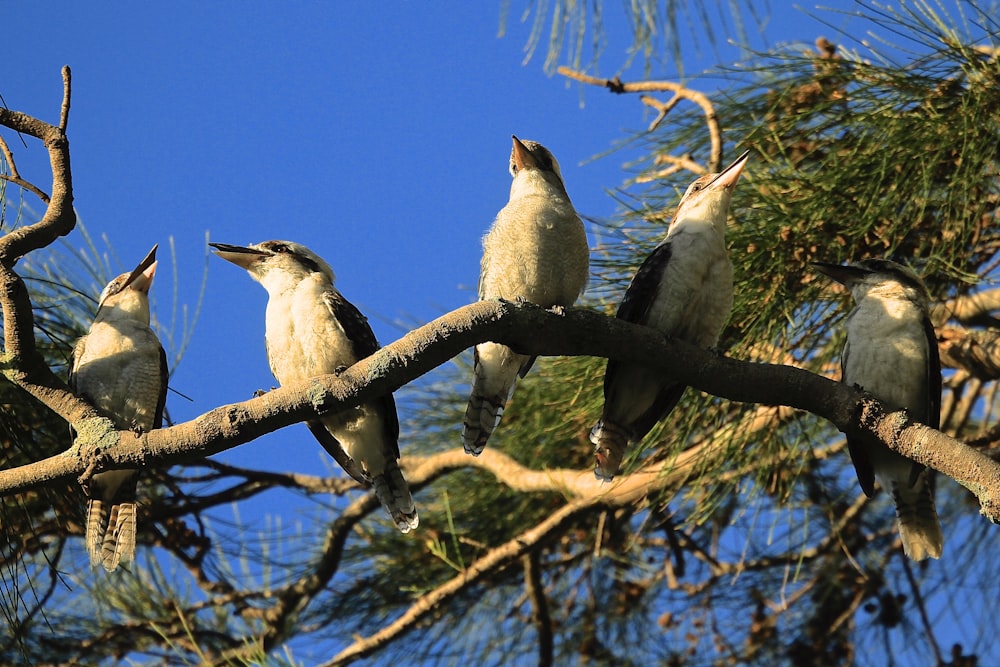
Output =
[
  {"x1": 71, "y1": 244, "x2": 167, "y2": 571},
  {"x1": 462, "y1": 136, "x2": 590, "y2": 455},
  {"x1": 210, "y1": 240, "x2": 418, "y2": 533},
  {"x1": 590, "y1": 151, "x2": 749, "y2": 480},
  {"x1": 813, "y1": 258, "x2": 943, "y2": 560}
]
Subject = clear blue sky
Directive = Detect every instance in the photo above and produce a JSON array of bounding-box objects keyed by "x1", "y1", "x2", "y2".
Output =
[
  {"x1": 4, "y1": 2, "x2": 847, "y2": 470},
  {"x1": 7, "y1": 1, "x2": 934, "y2": 663}
]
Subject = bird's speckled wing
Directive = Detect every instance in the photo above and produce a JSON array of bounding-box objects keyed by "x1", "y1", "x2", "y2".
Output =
[{"x1": 321, "y1": 288, "x2": 401, "y2": 458}]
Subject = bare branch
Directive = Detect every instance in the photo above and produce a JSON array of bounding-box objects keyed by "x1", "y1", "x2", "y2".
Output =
[
  {"x1": 3, "y1": 300, "x2": 998, "y2": 521},
  {"x1": 557, "y1": 66, "x2": 723, "y2": 171},
  {"x1": 0, "y1": 66, "x2": 86, "y2": 424}
]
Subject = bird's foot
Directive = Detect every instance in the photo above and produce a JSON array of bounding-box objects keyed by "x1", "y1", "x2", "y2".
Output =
[{"x1": 334, "y1": 365, "x2": 349, "y2": 376}]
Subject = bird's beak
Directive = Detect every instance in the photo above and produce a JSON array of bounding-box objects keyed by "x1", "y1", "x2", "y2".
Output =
[
  {"x1": 708, "y1": 150, "x2": 750, "y2": 191},
  {"x1": 511, "y1": 135, "x2": 536, "y2": 171},
  {"x1": 121, "y1": 244, "x2": 158, "y2": 294},
  {"x1": 811, "y1": 261, "x2": 868, "y2": 287},
  {"x1": 209, "y1": 242, "x2": 271, "y2": 269}
]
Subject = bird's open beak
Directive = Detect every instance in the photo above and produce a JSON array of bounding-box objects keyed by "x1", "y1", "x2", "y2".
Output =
[
  {"x1": 121, "y1": 244, "x2": 158, "y2": 294},
  {"x1": 511, "y1": 135, "x2": 536, "y2": 171},
  {"x1": 708, "y1": 150, "x2": 750, "y2": 191},
  {"x1": 209, "y1": 242, "x2": 271, "y2": 269}
]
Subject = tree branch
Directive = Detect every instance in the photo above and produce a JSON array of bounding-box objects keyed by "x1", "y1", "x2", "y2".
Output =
[
  {"x1": 3, "y1": 300, "x2": 998, "y2": 521},
  {"x1": 557, "y1": 66, "x2": 723, "y2": 171},
  {"x1": 0, "y1": 66, "x2": 91, "y2": 424}
]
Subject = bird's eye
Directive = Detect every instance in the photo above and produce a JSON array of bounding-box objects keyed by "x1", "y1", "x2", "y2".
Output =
[{"x1": 272, "y1": 243, "x2": 289, "y2": 254}]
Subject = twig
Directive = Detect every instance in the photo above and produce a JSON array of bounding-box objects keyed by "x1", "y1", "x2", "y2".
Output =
[
  {"x1": 558, "y1": 66, "x2": 723, "y2": 171},
  {"x1": 0, "y1": 135, "x2": 51, "y2": 203}
]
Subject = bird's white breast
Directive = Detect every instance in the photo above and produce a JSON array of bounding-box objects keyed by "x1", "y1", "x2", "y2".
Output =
[
  {"x1": 843, "y1": 295, "x2": 928, "y2": 411},
  {"x1": 481, "y1": 178, "x2": 589, "y2": 306},
  {"x1": 645, "y1": 223, "x2": 733, "y2": 347},
  {"x1": 74, "y1": 320, "x2": 163, "y2": 430},
  {"x1": 264, "y1": 275, "x2": 355, "y2": 385}
]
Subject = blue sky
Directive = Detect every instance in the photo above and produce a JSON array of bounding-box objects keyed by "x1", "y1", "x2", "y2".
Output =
[
  {"x1": 3, "y1": 2, "x2": 847, "y2": 470},
  {"x1": 5, "y1": 1, "x2": 943, "y2": 662}
]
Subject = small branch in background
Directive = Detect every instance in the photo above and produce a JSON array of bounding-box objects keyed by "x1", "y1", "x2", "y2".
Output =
[
  {"x1": 0, "y1": 135, "x2": 50, "y2": 203},
  {"x1": 557, "y1": 66, "x2": 723, "y2": 172},
  {"x1": 939, "y1": 326, "x2": 1000, "y2": 380},
  {"x1": 523, "y1": 551, "x2": 554, "y2": 667}
]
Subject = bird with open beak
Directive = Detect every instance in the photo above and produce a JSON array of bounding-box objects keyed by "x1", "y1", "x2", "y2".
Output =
[
  {"x1": 590, "y1": 151, "x2": 749, "y2": 480},
  {"x1": 72, "y1": 244, "x2": 167, "y2": 571},
  {"x1": 462, "y1": 136, "x2": 590, "y2": 456}
]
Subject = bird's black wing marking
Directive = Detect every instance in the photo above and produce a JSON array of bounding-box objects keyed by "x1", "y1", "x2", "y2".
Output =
[
  {"x1": 903, "y1": 315, "x2": 943, "y2": 488},
  {"x1": 603, "y1": 241, "x2": 672, "y2": 395},
  {"x1": 154, "y1": 345, "x2": 169, "y2": 430},
  {"x1": 629, "y1": 383, "x2": 687, "y2": 443},
  {"x1": 616, "y1": 241, "x2": 672, "y2": 325},
  {"x1": 923, "y1": 315, "x2": 942, "y2": 430},
  {"x1": 323, "y1": 289, "x2": 402, "y2": 459},
  {"x1": 306, "y1": 420, "x2": 370, "y2": 485},
  {"x1": 842, "y1": 338, "x2": 876, "y2": 497}
]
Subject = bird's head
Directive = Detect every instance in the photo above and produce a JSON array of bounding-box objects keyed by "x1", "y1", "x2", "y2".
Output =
[
  {"x1": 210, "y1": 240, "x2": 337, "y2": 293},
  {"x1": 669, "y1": 150, "x2": 750, "y2": 233},
  {"x1": 811, "y1": 258, "x2": 930, "y2": 306},
  {"x1": 509, "y1": 135, "x2": 568, "y2": 198},
  {"x1": 95, "y1": 244, "x2": 157, "y2": 323}
]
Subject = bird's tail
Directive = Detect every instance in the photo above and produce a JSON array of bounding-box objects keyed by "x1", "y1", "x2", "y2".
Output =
[
  {"x1": 86, "y1": 499, "x2": 137, "y2": 571},
  {"x1": 590, "y1": 419, "x2": 631, "y2": 482},
  {"x1": 891, "y1": 471, "x2": 943, "y2": 561},
  {"x1": 461, "y1": 344, "x2": 522, "y2": 456},
  {"x1": 373, "y1": 460, "x2": 419, "y2": 533}
]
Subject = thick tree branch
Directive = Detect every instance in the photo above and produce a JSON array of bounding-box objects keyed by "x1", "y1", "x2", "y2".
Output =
[{"x1": 3, "y1": 300, "x2": 998, "y2": 522}]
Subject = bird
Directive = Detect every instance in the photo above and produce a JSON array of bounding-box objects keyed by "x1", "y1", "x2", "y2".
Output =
[
  {"x1": 462, "y1": 136, "x2": 590, "y2": 456},
  {"x1": 812, "y1": 258, "x2": 943, "y2": 560},
  {"x1": 210, "y1": 240, "x2": 418, "y2": 533},
  {"x1": 590, "y1": 151, "x2": 749, "y2": 481},
  {"x1": 71, "y1": 244, "x2": 167, "y2": 571}
]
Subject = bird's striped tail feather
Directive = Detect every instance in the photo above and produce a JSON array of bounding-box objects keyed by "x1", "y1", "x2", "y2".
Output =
[{"x1": 373, "y1": 461, "x2": 418, "y2": 533}]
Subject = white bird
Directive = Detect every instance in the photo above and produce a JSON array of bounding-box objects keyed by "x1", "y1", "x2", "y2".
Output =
[
  {"x1": 590, "y1": 151, "x2": 749, "y2": 480},
  {"x1": 813, "y1": 259, "x2": 943, "y2": 560},
  {"x1": 71, "y1": 245, "x2": 167, "y2": 571},
  {"x1": 462, "y1": 136, "x2": 590, "y2": 455},
  {"x1": 211, "y1": 240, "x2": 417, "y2": 533}
]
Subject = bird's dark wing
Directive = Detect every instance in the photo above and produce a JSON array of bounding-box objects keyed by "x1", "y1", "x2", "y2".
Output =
[
  {"x1": 923, "y1": 316, "x2": 942, "y2": 430},
  {"x1": 324, "y1": 289, "x2": 379, "y2": 359},
  {"x1": 842, "y1": 338, "x2": 876, "y2": 497},
  {"x1": 306, "y1": 420, "x2": 370, "y2": 485},
  {"x1": 153, "y1": 345, "x2": 169, "y2": 429},
  {"x1": 628, "y1": 383, "x2": 687, "y2": 443},
  {"x1": 323, "y1": 288, "x2": 401, "y2": 459},
  {"x1": 603, "y1": 241, "x2": 672, "y2": 398},
  {"x1": 616, "y1": 241, "x2": 671, "y2": 325}
]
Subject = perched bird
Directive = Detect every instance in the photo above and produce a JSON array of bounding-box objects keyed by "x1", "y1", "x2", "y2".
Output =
[
  {"x1": 71, "y1": 245, "x2": 167, "y2": 571},
  {"x1": 812, "y1": 259, "x2": 943, "y2": 560},
  {"x1": 590, "y1": 151, "x2": 749, "y2": 481},
  {"x1": 462, "y1": 136, "x2": 590, "y2": 455},
  {"x1": 210, "y1": 240, "x2": 417, "y2": 533}
]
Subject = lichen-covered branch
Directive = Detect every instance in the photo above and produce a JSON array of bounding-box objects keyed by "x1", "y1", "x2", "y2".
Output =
[{"x1": 3, "y1": 300, "x2": 998, "y2": 524}]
